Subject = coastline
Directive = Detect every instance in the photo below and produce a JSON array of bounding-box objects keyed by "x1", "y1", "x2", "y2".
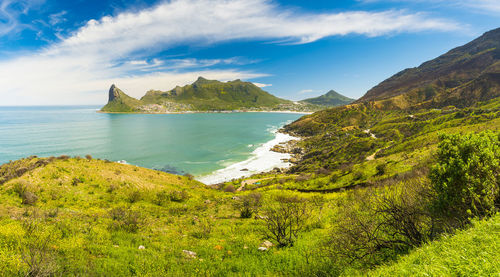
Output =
[
  {"x1": 98, "y1": 110, "x2": 313, "y2": 115},
  {"x1": 196, "y1": 130, "x2": 300, "y2": 185}
]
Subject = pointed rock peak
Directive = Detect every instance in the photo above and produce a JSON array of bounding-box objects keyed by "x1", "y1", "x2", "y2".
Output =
[
  {"x1": 197, "y1": 76, "x2": 206, "y2": 81},
  {"x1": 108, "y1": 84, "x2": 120, "y2": 102},
  {"x1": 326, "y1": 90, "x2": 339, "y2": 95}
]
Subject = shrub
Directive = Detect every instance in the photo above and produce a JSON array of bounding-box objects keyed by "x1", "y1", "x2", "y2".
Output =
[
  {"x1": 108, "y1": 207, "x2": 142, "y2": 233},
  {"x1": 126, "y1": 190, "x2": 142, "y2": 203},
  {"x1": 224, "y1": 185, "x2": 236, "y2": 193},
  {"x1": 233, "y1": 193, "x2": 262, "y2": 218},
  {"x1": 21, "y1": 214, "x2": 58, "y2": 276},
  {"x1": 154, "y1": 190, "x2": 170, "y2": 206},
  {"x1": 375, "y1": 163, "x2": 387, "y2": 176},
  {"x1": 430, "y1": 131, "x2": 500, "y2": 221},
  {"x1": 85, "y1": 154, "x2": 92, "y2": 160},
  {"x1": 169, "y1": 190, "x2": 190, "y2": 202},
  {"x1": 261, "y1": 195, "x2": 309, "y2": 247}
]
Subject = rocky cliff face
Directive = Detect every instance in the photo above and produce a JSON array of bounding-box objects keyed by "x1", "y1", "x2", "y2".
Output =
[{"x1": 108, "y1": 84, "x2": 119, "y2": 102}]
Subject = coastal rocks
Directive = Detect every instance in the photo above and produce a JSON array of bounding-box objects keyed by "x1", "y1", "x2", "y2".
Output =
[{"x1": 182, "y1": 250, "x2": 197, "y2": 259}]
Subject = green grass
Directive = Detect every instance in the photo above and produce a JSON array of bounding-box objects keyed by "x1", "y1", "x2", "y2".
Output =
[{"x1": 367, "y1": 214, "x2": 500, "y2": 277}]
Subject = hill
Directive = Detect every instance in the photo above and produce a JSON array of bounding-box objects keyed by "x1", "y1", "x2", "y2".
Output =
[
  {"x1": 101, "y1": 77, "x2": 320, "y2": 113},
  {"x1": 356, "y1": 27, "x2": 500, "y2": 109},
  {"x1": 300, "y1": 90, "x2": 355, "y2": 107},
  {"x1": 369, "y1": 214, "x2": 500, "y2": 276}
]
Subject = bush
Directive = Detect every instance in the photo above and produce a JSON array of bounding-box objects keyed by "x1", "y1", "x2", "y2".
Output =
[
  {"x1": 108, "y1": 207, "x2": 142, "y2": 233},
  {"x1": 261, "y1": 195, "x2": 309, "y2": 247},
  {"x1": 375, "y1": 163, "x2": 387, "y2": 176},
  {"x1": 169, "y1": 190, "x2": 190, "y2": 202},
  {"x1": 233, "y1": 193, "x2": 262, "y2": 218},
  {"x1": 224, "y1": 185, "x2": 236, "y2": 193},
  {"x1": 430, "y1": 131, "x2": 500, "y2": 221}
]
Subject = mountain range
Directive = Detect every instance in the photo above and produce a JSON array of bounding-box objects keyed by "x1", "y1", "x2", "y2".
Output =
[{"x1": 101, "y1": 77, "x2": 321, "y2": 113}]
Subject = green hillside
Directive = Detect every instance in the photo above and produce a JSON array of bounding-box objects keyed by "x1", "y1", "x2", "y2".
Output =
[
  {"x1": 101, "y1": 77, "x2": 320, "y2": 113},
  {"x1": 356, "y1": 27, "x2": 500, "y2": 109},
  {"x1": 369, "y1": 214, "x2": 500, "y2": 276},
  {"x1": 301, "y1": 90, "x2": 355, "y2": 107}
]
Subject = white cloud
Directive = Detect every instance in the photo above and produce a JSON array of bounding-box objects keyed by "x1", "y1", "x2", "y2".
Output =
[
  {"x1": 298, "y1": 89, "x2": 315, "y2": 94},
  {"x1": 0, "y1": 0, "x2": 460, "y2": 105},
  {"x1": 253, "y1": 83, "x2": 272, "y2": 88}
]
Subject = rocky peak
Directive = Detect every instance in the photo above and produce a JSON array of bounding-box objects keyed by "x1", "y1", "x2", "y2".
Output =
[{"x1": 108, "y1": 84, "x2": 119, "y2": 102}]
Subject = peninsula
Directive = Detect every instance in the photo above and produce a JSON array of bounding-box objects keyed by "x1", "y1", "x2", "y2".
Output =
[{"x1": 101, "y1": 77, "x2": 321, "y2": 113}]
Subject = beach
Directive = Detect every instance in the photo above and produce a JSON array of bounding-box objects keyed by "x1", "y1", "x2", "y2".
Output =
[{"x1": 196, "y1": 130, "x2": 299, "y2": 184}]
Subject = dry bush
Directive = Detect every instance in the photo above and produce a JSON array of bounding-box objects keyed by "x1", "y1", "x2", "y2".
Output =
[
  {"x1": 108, "y1": 207, "x2": 143, "y2": 233},
  {"x1": 325, "y1": 180, "x2": 438, "y2": 267},
  {"x1": 21, "y1": 211, "x2": 58, "y2": 276},
  {"x1": 262, "y1": 195, "x2": 310, "y2": 247},
  {"x1": 224, "y1": 184, "x2": 236, "y2": 193}
]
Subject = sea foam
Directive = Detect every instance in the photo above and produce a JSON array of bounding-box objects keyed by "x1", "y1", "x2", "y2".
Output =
[{"x1": 196, "y1": 130, "x2": 298, "y2": 185}]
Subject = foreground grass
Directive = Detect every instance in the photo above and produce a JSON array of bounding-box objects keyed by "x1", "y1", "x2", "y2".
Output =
[{"x1": 368, "y1": 214, "x2": 500, "y2": 276}]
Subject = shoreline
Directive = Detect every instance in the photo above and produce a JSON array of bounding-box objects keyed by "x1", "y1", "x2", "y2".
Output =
[
  {"x1": 97, "y1": 110, "x2": 314, "y2": 115},
  {"x1": 196, "y1": 130, "x2": 300, "y2": 185}
]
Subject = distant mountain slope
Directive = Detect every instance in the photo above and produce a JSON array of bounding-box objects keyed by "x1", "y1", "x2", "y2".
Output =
[
  {"x1": 141, "y1": 77, "x2": 291, "y2": 110},
  {"x1": 101, "y1": 84, "x2": 144, "y2": 112},
  {"x1": 101, "y1": 77, "x2": 319, "y2": 113},
  {"x1": 300, "y1": 90, "x2": 354, "y2": 107},
  {"x1": 357, "y1": 27, "x2": 500, "y2": 109}
]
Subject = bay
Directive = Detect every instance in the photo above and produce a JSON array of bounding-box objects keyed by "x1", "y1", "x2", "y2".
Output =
[{"x1": 0, "y1": 106, "x2": 303, "y2": 177}]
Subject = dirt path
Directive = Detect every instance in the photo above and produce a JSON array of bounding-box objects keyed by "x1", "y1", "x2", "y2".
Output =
[{"x1": 238, "y1": 175, "x2": 298, "y2": 191}]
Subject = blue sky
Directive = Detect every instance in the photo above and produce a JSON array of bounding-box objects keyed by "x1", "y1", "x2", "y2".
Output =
[{"x1": 0, "y1": 0, "x2": 498, "y2": 105}]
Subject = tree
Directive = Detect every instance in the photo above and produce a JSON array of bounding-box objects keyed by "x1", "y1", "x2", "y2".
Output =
[
  {"x1": 429, "y1": 131, "x2": 500, "y2": 221},
  {"x1": 261, "y1": 195, "x2": 309, "y2": 247}
]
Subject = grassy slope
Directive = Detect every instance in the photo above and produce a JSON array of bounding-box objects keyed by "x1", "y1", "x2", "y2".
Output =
[
  {"x1": 367, "y1": 214, "x2": 500, "y2": 276},
  {"x1": 0, "y1": 157, "x2": 342, "y2": 276}
]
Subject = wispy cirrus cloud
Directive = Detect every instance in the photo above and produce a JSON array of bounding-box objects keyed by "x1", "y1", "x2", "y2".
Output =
[
  {"x1": 358, "y1": 0, "x2": 500, "y2": 14},
  {"x1": 0, "y1": 0, "x2": 460, "y2": 105},
  {"x1": 0, "y1": 0, "x2": 44, "y2": 36}
]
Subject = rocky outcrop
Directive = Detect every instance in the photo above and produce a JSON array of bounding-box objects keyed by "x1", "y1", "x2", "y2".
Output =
[{"x1": 108, "y1": 84, "x2": 119, "y2": 102}]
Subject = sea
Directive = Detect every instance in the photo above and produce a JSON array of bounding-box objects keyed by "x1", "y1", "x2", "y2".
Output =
[{"x1": 0, "y1": 106, "x2": 304, "y2": 184}]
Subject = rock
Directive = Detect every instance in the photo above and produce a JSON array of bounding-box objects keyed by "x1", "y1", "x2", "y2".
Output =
[
  {"x1": 260, "y1": 240, "x2": 273, "y2": 249},
  {"x1": 204, "y1": 199, "x2": 211, "y2": 204},
  {"x1": 231, "y1": 196, "x2": 240, "y2": 200},
  {"x1": 182, "y1": 250, "x2": 197, "y2": 259},
  {"x1": 138, "y1": 245, "x2": 145, "y2": 250},
  {"x1": 290, "y1": 158, "x2": 298, "y2": 163},
  {"x1": 240, "y1": 168, "x2": 249, "y2": 171},
  {"x1": 258, "y1": 247, "x2": 268, "y2": 251}
]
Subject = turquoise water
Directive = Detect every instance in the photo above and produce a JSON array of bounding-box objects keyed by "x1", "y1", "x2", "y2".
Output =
[{"x1": 0, "y1": 106, "x2": 302, "y2": 176}]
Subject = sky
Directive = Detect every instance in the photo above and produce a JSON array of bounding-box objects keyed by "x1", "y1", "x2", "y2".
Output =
[{"x1": 0, "y1": 0, "x2": 498, "y2": 105}]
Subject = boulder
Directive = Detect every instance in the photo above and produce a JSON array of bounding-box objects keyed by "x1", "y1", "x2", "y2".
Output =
[
  {"x1": 138, "y1": 245, "x2": 145, "y2": 250},
  {"x1": 182, "y1": 250, "x2": 197, "y2": 259}
]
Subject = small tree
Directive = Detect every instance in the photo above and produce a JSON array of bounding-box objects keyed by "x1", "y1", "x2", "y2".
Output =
[
  {"x1": 430, "y1": 131, "x2": 500, "y2": 221},
  {"x1": 261, "y1": 195, "x2": 309, "y2": 247},
  {"x1": 233, "y1": 193, "x2": 262, "y2": 218}
]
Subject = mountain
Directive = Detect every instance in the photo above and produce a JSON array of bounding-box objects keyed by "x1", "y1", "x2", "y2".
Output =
[
  {"x1": 101, "y1": 77, "x2": 319, "y2": 113},
  {"x1": 356, "y1": 27, "x2": 500, "y2": 109},
  {"x1": 300, "y1": 90, "x2": 355, "y2": 107},
  {"x1": 101, "y1": 84, "x2": 144, "y2": 112}
]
